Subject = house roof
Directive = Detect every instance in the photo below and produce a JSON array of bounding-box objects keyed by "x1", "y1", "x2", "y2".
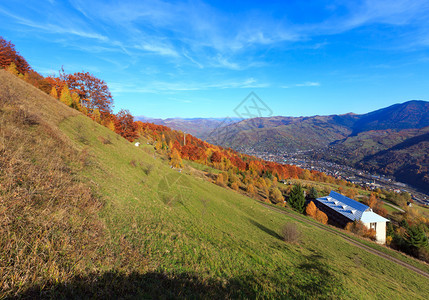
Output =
[
  {"x1": 316, "y1": 191, "x2": 387, "y2": 222},
  {"x1": 361, "y1": 211, "x2": 389, "y2": 223}
]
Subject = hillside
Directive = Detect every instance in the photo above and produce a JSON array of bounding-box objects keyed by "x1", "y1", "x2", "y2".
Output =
[
  {"x1": 201, "y1": 101, "x2": 429, "y2": 192},
  {"x1": 357, "y1": 131, "x2": 429, "y2": 191},
  {"x1": 351, "y1": 100, "x2": 429, "y2": 136},
  {"x1": 208, "y1": 114, "x2": 358, "y2": 152},
  {"x1": 1, "y1": 70, "x2": 429, "y2": 298}
]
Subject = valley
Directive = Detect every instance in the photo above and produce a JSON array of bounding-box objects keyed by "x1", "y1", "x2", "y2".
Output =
[
  {"x1": 246, "y1": 148, "x2": 429, "y2": 204},
  {"x1": 147, "y1": 100, "x2": 429, "y2": 195}
]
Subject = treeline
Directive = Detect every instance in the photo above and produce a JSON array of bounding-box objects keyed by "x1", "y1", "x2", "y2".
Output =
[
  {"x1": 1, "y1": 35, "x2": 360, "y2": 205},
  {"x1": 0, "y1": 36, "x2": 136, "y2": 141}
]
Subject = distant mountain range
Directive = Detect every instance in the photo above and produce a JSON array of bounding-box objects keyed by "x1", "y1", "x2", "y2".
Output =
[
  {"x1": 135, "y1": 116, "x2": 240, "y2": 138},
  {"x1": 143, "y1": 100, "x2": 429, "y2": 193}
]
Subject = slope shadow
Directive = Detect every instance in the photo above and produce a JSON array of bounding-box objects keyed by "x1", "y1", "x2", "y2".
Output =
[
  {"x1": 249, "y1": 219, "x2": 283, "y2": 240},
  {"x1": 10, "y1": 271, "x2": 260, "y2": 300},
  {"x1": 296, "y1": 252, "x2": 347, "y2": 298}
]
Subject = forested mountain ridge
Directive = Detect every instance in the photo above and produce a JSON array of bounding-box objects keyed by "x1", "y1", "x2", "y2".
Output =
[{"x1": 194, "y1": 100, "x2": 429, "y2": 192}]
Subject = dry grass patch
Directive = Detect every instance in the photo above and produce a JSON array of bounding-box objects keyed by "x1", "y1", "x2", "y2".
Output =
[{"x1": 0, "y1": 78, "x2": 106, "y2": 297}]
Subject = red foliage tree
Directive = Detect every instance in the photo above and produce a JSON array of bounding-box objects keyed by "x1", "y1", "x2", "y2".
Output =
[
  {"x1": 114, "y1": 109, "x2": 138, "y2": 142},
  {"x1": 62, "y1": 71, "x2": 113, "y2": 115},
  {"x1": 0, "y1": 37, "x2": 31, "y2": 74},
  {"x1": 210, "y1": 151, "x2": 222, "y2": 163}
]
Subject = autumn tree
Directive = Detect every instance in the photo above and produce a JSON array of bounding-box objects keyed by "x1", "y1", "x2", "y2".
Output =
[
  {"x1": 60, "y1": 85, "x2": 72, "y2": 106},
  {"x1": 92, "y1": 108, "x2": 102, "y2": 123},
  {"x1": 50, "y1": 86, "x2": 58, "y2": 99},
  {"x1": 210, "y1": 151, "x2": 222, "y2": 163},
  {"x1": 315, "y1": 210, "x2": 328, "y2": 225},
  {"x1": 367, "y1": 193, "x2": 377, "y2": 208},
  {"x1": 6, "y1": 62, "x2": 19, "y2": 76},
  {"x1": 114, "y1": 109, "x2": 138, "y2": 141},
  {"x1": 345, "y1": 221, "x2": 376, "y2": 241},
  {"x1": 270, "y1": 187, "x2": 284, "y2": 204},
  {"x1": 247, "y1": 183, "x2": 255, "y2": 196},
  {"x1": 0, "y1": 36, "x2": 31, "y2": 74},
  {"x1": 170, "y1": 148, "x2": 183, "y2": 168},
  {"x1": 62, "y1": 71, "x2": 113, "y2": 115},
  {"x1": 306, "y1": 201, "x2": 317, "y2": 218},
  {"x1": 231, "y1": 182, "x2": 239, "y2": 191},
  {"x1": 216, "y1": 173, "x2": 225, "y2": 186}
]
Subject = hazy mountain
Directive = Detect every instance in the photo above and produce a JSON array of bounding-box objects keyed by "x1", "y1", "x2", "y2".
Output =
[
  {"x1": 207, "y1": 100, "x2": 429, "y2": 192},
  {"x1": 351, "y1": 100, "x2": 429, "y2": 135},
  {"x1": 135, "y1": 116, "x2": 240, "y2": 139}
]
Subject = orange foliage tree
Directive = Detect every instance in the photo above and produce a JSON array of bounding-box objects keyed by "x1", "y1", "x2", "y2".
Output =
[
  {"x1": 62, "y1": 71, "x2": 113, "y2": 115},
  {"x1": 315, "y1": 210, "x2": 328, "y2": 224},
  {"x1": 0, "y1": 36, "x2": 31, "y2": 74},
  {"x1": 305, "y1": 201, "x2": 317, "y2": 218},
  {"x1": 114, "y1": 109, "x2": 138, "y2": 141}
]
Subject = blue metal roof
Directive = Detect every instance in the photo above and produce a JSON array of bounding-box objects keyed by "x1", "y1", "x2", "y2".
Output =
[{"x1": 316, "y1": 191, "x2": 372, "y2": 222}]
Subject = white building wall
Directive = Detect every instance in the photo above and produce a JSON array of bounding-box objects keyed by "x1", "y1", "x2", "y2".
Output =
[{"x1": 363, "y1": 221, "x2": 386, "y2": 244}]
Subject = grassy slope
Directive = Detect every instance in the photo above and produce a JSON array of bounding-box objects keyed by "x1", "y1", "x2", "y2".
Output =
[
  {"x1": 60, "y1": 116, "x2": 429, "y2": 298},
  {"x1": 1, "y1": 70, "x2": 428, "y2": 298}
]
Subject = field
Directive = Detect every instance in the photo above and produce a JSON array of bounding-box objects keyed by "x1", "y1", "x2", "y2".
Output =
[{"x1": 1, "y1": 70, "x2": 429, "y2": 298}]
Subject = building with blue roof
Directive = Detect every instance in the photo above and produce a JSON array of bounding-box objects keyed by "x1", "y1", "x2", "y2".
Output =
[{"x1": 315, "y1": 191, "x2": 389, "y2": 244}]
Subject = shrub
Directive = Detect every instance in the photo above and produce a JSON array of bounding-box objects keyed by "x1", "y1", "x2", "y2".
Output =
[
  {"x1": 281, "y1": 222, "x2": 301, "y2": 243},
  {"x1": 345, "y1": 221, "x2": 376, "y2": 241},
  {"x1": 315, "y1": 209, "x2": 328, "y2": 225},
  {"x1": 231, "y1": 182, "x2": 239, "y2": 191},
  {"x1": 270, "y1": 187, "x2": 284, "y2": 204}
]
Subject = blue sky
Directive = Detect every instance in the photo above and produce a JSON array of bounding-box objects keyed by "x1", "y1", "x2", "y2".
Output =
[{"x1": 1, "y1": 0, "x2": 429, "y2": 118}]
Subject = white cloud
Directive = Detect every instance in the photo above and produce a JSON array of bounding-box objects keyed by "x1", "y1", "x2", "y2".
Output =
[
  {"x1": 135, "y1": 43, "x2": 179, "y2": 57},
  {"x1": 110, "y1": 78, "x2": 269, "y2": 94},
  {"x1": 282, "y1": 82, "x2": 320, "y2": 88},
  {"x1": 0, "y1": 7, "x2": 107, "y2": 41}
]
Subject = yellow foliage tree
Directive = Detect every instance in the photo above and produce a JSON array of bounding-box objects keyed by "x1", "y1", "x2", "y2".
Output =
[
  {"x1": 231, "y1": 182, "x2": 239, "y2": 191},
  {"x1": 155, "y1": 140, "x2": 163, "y2": 152},
  {"x1": 270, "y1": 187, "x2": 284, "y2": 204},
  {"x1": 272, "y1": 176, "x2": 278, "y2": 187},
  {"x1": 50, "y1": 86, "x2": 58, "y2": 99},
  {"x1": 71, "y1": 92, "x2": 82, "y2": 111},
  {"x1": 60, "y1": 85, "x2": 72, "y2": 106},
  {"x1": 247, "y1": 183, "x2": 255, "y2": 195},
  {"x1": 92, "y1": 108, "x2": 102, "y2": 124},
  {"x1": 170, "y1": 148, "x2": 183, "y2": 168},
  {"x1": 216, "y1": 173, "x2": 225, "y2": 186},
  {"x1": 306, "y1": 201, "x2": 317, "y2": 218},
  {"x1": 6, "y1": 62, "x2": 19, "y2": 76}
]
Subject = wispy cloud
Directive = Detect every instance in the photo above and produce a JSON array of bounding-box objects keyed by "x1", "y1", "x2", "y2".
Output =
[
  {"x1": 110, "y1": 77, "x2": 269, "y2": 94},
  {"x1": 0, "y1": 7, "x2": 108, "y2": 41},
  {"x1": 135, "y1": 43, "x2": 179, "y2": 57},
  {"x1": 281, "y1": 82, "x2": 320, "y2": 88}
]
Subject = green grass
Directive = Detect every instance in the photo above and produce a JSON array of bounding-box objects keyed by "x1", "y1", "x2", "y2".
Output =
[
  {"x1": 263, "y1": 202, "x2": 429, "y2": 274},
  {"x1": 54, "y1": 114, "x2": 429, "y2": 299},
  {"x1": 2, "y1": 70, "x2": 428, "y2": 298}
]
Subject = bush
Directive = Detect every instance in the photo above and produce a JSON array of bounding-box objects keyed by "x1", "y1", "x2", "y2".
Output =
[
  {"x1": 345, "y1": 221, "x2": 376, "y2": 241},
  {"x1": 315, "y1": 210, "x2": 328, "y2": 225},
  {"x1": 270, "y1": 187, "x2": 284, "y2": 204},
  {"x1": 281, "y1": 222, "x2": 301, "y2": 243}
]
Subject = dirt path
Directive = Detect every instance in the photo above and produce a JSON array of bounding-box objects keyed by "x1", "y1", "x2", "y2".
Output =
[
  {"x1": 382, "y1": 201, "x2": 405, "y2": 213},
  {"x1": 260, "y1": 203, "x2": 429, "y2": 280}
]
